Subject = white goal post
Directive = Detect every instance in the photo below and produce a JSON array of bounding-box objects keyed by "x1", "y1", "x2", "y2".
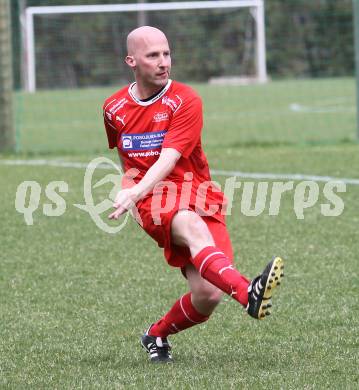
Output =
[{"x1": 23, "y1": 0, "x2": 267, "y2": 92}]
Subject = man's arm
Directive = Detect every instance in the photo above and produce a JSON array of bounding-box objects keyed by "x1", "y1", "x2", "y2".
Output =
[
  {"x1": 109, "y1": 148, "x2": 181, "y2": 219},
  {"x1": 117, "y1": 148, "x2": 125, "y2": 172}
]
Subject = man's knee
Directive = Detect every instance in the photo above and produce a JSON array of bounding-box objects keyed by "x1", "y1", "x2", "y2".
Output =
[
  {"x1": 192, "y1": 283, "x2": 223, "y2": 307},
  {"x1": 171, "y1": 210, "x2": 213, "y2": 247}
]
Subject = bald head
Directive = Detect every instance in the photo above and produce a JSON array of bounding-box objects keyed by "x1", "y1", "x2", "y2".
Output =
[
  {"x1": 127, "y1": 26, "x2": 169, "y2": 56},
  {"x1": 125, "y1": 26, "x2": 171, "y2": 97}
]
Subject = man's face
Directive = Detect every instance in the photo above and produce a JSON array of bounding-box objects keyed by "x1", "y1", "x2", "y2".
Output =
[{"x1": 127, "y1": 35, "x2": 171, "y2": 89}]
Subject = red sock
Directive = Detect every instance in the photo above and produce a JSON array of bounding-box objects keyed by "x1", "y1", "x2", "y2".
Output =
[
  {"x1": 149, "y1": 292, "x2": 209, "y2": 338},
  {"x1": 192, "y1": 246, "x2": 250, "y2": 306}
]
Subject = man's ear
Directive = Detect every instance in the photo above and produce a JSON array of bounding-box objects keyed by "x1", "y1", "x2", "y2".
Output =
[{"x1": 125, "y1": 55, "x2": 136, "y2": 69}]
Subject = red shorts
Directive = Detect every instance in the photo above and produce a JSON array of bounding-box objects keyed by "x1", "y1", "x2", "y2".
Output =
[{"x1": 136, "y1": 196, "x2": 234, "y2": 269}]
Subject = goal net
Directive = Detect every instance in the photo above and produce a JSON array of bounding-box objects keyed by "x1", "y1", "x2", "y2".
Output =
[{"x1": 23, "y1": 1, "x2": 267, "y2": 91}]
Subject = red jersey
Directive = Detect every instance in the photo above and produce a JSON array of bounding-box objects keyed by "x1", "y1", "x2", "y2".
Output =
[{"x1": 103, "y1": 80, "x2": 226, "y2": 221}]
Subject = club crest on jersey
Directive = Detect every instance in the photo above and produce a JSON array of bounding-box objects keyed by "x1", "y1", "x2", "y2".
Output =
[
  {"x1": 121, "y1": 130, "x2": 167, "y2": 151},
  {"x1": 153, "y1": 112, "x2": 169, "y2": 123}
]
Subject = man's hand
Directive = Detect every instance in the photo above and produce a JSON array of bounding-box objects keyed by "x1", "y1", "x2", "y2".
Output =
[
  {"x1": 108, "y1": 188, "x2": 139, "y2": 220},
  {"x1": 109, "y1": 148, "x2": 181, "y2": 220}
]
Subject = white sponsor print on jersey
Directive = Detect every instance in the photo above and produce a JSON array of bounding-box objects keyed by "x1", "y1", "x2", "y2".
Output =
[
  {"x1": 128, "y1": 150, "x2": 160, "y2": 158},
  {"x1": 109, "y1": 98, "x2": 128, "y2": 114},
  {"x1": 153, "y1": 112, "x2": 169, "y2": 123},
  {"x1": 162, "y1": 96, "x2": 178, "y2": 111}
]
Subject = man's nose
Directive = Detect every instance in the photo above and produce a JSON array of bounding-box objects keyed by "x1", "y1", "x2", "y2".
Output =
[{"x1": 159, "y1": 54, "x2": 170, "y2": 67}]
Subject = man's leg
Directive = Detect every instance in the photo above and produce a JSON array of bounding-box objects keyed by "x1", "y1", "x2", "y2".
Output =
[
  {"x1": 171, "y1": 210, "x2": 251, "y2": 306},
  {"x1": 185, "y1": 264, "x2": 223, "y2": 316},
  {"x1": 141, "y1": 210, "x2": 283, "y2": 362},
  {"x1": 171, "y1": 210, "x2": 284, "y2": 318},
  {"x1": 141, "y1": 214, "x2": 226, "y2": 363},
  {"x1": 148, "y1": 264, "x2": 222, "y2": 338},
  {"x1": 141, "y1": 264, "x2": 222, "y2": 363}
]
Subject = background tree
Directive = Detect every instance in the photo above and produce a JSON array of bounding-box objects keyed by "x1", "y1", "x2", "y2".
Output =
[{"x1": 10, "y1": 0, "x2": 355, "y2": 89}]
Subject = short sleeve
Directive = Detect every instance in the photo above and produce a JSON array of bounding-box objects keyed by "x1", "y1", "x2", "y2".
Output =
[
  {"x1": 162, "y1": 95, "x2": 203, "y2": 158},
  {"x1": 103, "y1": 112, "x2": 118, "y2": 149}
]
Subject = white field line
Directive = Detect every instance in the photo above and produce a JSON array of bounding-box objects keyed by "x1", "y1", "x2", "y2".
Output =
[
  {"x1": 1, "y1": 159, "x2": 359, "y2": 185},
  {"x1": 289, "y1": 102, "x2": 355, "y2": 114}
]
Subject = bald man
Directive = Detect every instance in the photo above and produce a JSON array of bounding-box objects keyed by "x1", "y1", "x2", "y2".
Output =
[{"x1": 103, "y1": 26, "x2": 284, "y2": 363}]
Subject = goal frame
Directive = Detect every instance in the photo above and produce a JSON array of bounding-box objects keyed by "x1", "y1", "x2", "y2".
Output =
[{"x1": 23, "y1": 0, "x2": 267, "y2": 92}]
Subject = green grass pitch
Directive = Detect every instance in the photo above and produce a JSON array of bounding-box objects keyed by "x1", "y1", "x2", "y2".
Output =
[{"x1": 1, "y1": 78, "x2": 359, "y2": 388}]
